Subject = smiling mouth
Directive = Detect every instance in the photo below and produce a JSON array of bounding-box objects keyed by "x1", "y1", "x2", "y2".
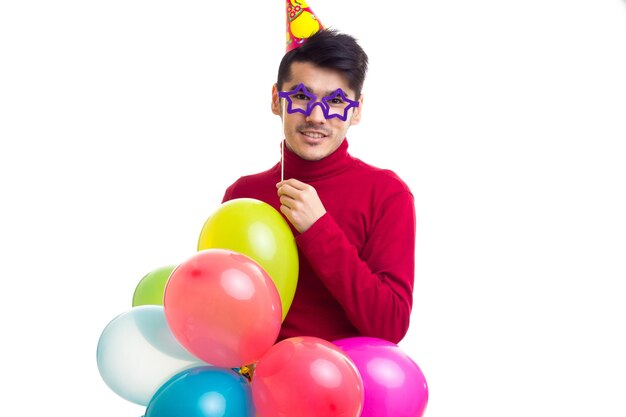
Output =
[{"x1": 300, "y1": 130, "x2": 327, "y2": 139}]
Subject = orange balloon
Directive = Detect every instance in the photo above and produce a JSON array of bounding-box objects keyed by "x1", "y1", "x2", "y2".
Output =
[
  {"x1": 252, "y1": 337, "x2": 364, "y2": 417},
  {"x1": 164, "y1": 249, "x2": 282, "y2": 368}
]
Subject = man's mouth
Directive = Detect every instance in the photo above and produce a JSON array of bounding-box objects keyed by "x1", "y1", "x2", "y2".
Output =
[{"x1": 300, "y1": 130, "x2": 327, "y2": 139}]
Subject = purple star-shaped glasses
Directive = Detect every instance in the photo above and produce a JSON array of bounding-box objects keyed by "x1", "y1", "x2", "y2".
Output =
[{"x1": 278, "y1": 83, "x2": 359, "y2": 121}]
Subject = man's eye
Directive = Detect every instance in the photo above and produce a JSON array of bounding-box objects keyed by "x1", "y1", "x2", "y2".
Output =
[
  {"x1": 293, "y1": 93, "x2": 310, "y2": 101},
  {"x1": 327, "y1": 95, "x2": 345, "y2": 105}
]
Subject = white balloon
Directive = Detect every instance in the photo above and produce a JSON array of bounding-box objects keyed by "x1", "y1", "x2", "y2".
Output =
[{"x1": 96, "y1": 305, "x2": 207, "y2": 405}]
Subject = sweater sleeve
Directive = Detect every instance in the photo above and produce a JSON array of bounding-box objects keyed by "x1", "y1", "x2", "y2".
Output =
[
  {"x1": 221, "y1": 182, "x2": 236, "y2": 202},
  {"x1": 295, "y1": 191, "x2": 416, "y2": 343}
]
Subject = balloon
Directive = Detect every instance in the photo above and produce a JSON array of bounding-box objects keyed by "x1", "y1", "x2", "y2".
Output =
[
  {"x1": 164, "y1": 249, "x2": 282, "y2": 368},
  {"x1": 333, "y1": 337, "x2": 428, "y2": 417},
  {"x1": 146, "y1": 366, "x2": 255, "y2": 417},
  {"x1": 96, "y1": 305, "x2": 206, "y2": 406},
  {"x1": 251, "y1": 336, "x2": 363, "y2": 417},
  {"x1": 132, "y1": 265, "x2": 177, "y2": 306},
  {"x1": 197, "y1": 198, "x2": 298, "y2": 320}
]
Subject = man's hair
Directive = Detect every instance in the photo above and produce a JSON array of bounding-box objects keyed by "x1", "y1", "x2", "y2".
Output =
[{"x1": 277, "y1": 29, "x2": 369, "y2": 99}]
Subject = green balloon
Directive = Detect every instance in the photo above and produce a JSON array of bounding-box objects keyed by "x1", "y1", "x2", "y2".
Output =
[{"x1": 132, "y1": 265, "x2": 177, "y2": 307}]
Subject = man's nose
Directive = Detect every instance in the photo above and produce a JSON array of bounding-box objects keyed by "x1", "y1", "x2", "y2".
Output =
[{"x1": 306, "y1": 102, "x2": 326, "y2": 123}]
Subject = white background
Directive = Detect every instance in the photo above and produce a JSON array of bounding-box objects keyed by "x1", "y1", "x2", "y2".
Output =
[{"x1": 1, "y1": 1, "x2": 625, "y2": 416}]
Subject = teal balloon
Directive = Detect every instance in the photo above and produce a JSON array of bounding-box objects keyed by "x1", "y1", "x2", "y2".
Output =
[{"x1": 145, "y1": 366, "x2": 255, "y2": 417}]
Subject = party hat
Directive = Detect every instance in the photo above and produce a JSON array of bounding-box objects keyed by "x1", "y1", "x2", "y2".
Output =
[{"x1": 285, "y1": 0, "x2": 324, "y2": 52}]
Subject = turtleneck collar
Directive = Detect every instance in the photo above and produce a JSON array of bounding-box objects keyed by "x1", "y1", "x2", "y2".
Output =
[{"x1": 280, "y1": 139, "x2": 352, "y2": 182}]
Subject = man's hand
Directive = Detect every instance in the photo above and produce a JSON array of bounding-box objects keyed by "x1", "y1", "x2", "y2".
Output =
[{"x1": 276, "y1": 179, "x2": 327, "y2": 233}]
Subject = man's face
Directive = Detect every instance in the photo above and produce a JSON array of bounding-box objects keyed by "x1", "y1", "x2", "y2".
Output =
[{"x1": 272, "y1": 61, "x2": 363, "y2": 161}]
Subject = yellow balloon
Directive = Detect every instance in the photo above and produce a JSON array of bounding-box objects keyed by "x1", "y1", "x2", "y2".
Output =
[{"x1": 198, "y1": 198, "x2": 298, "y2": 321}]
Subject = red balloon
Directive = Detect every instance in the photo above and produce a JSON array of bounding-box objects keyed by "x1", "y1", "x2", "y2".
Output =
[
  {"x1": 164, "y1": 249, "x2": 282, "y2": 368},
  {"x1": 252, "y1": 336, "x2": 364, "y2": 417}
]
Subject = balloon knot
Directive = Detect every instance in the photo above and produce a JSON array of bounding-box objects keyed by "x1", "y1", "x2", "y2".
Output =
[{"x1": 238, "y1": 365, "x2": 253, "y2": 382}]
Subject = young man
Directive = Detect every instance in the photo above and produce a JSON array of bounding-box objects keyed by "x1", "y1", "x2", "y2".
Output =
[{"x1": 222, "y1": 29, "x2": 415, "y2": 344}]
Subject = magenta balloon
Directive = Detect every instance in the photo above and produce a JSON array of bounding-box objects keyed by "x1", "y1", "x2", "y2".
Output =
[{"x1": 333, "y1": 337, "x2": 428, "y2": 417}]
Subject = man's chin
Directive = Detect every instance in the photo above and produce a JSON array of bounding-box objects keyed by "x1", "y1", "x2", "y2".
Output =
[{"x1": 291, "y1": 145, "x2": 327, "y2": 161}]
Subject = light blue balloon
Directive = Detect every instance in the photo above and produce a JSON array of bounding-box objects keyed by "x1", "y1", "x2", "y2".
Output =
[
  {"x1": 146, "y1": 366, "x2": 254, "y2": 417},
  {"x1": 96, "y1": 305, "x2": 206, "y2": 405}
]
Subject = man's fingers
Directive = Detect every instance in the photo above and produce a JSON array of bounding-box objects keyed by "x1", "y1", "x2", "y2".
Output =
[
  {"x1": 279, "y1": 202, "x2": 294, "y2": 220},
  {"x1": 278, "y1": 194, "x2": 296, "y2": 209},
  {"x1": 276, "y1": 178, "x2": 307, "y2": 191},
  {"x1": 277, "y1": 182, "x2": 302, "y2": 199}
]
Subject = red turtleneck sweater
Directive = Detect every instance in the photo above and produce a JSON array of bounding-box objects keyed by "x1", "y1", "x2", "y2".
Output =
[{"x1": 222, "y1": 139, "x2": 415, "y2": 343}]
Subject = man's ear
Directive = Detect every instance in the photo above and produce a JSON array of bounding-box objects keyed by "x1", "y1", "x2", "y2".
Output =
[
  {"x1": 350, "y1": 94, "x2": 364, "y2": 125},
  {"x1": 271, "y1": 84, "x2": 281, "y2": 115}
]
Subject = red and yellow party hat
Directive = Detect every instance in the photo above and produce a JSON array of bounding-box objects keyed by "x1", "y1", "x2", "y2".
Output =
[{"x1": 285, "y1": 0, "x2": 324, "y2": 52}]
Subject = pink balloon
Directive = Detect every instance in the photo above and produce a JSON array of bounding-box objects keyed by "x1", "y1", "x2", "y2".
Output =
[
  {"x1": 164, "y1": 249, "x2": 282, "y2": 368},
  {"x1": 333, "y1": 337, "x2": 429, "y2": 417},
  {"x1": 252, "y1": 336, "x2": 364, "y2": 417}
]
